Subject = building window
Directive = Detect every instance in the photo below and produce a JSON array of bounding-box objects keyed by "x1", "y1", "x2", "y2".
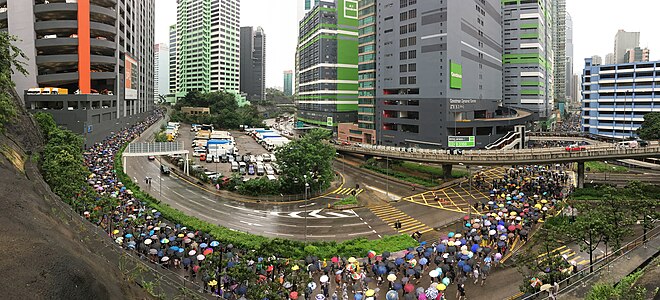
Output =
[
  {"x1": 400, "y1": 11, "x2": 407, "y2": 21},
  {"x1": 408, "y1": 63, "x2": 416, "y2": 71},
  {"x1": 408, "y1": 37, "x2": 416, "y2": 46},
  {"x1": 408, "y1": 23, "x2": 417, "y2": 33},
  {"x1": 400, "y1": 51, "x2": 408, "y2": 60},
  {"x1": 400, "y1": 25, "x2": 408, "y2": 34},
  {"x1": 400, "y1": 0, "x2": 407, "y2": 8},
  {"x1": 408, "y1": 76, "x2": 416, "y2": 84},
  {"x1": 400, "y1": 64, "x2": 408, "y2": 72},
  {"x1": 408, "y1": 9, "x2": 417, "y2": 18},
  {"x1": 400, "y1": 38, "x2": 407, "y2": 47},
  {"x1": 400, "y1": 77, "x2": 408, "y2": 84},
  {"x1": 408, "y1": 50, "x2": 416, "y2": 59}
]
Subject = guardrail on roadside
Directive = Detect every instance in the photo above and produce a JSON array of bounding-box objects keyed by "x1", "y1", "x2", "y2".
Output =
[{"x1": 518, "y1": 224, "x2": 660, "y2": 300}]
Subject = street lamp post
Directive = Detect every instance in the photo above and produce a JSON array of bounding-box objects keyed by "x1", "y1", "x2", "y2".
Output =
[{"x1": 303, "y1": 175, "x2": 309, "y2": 244}]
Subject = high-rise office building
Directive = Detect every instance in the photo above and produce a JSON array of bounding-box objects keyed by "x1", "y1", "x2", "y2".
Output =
[
  {"x1": 298, "y1": 0, "x2": 319, "y2": 21},
  {"x1": 374, "y1": 0, "x2": 532, "y2": 148},
  {"x1": 240, "y1": 26, "x2": 266, "y2": 101},
  {"x1": 2, "y1": 0, "x2": 155, "y2": 144},
  {"x1": 581, "y1": 58, "x2": 660, "y2": 138},
  {"x1": 349, "y1": 0, "x2": 377, "y2": 143},
  {"x1": 502, "y1": 0, "x2": 554, "y2": 119},
  {"x1": 283, "y1": 70, "x2": 293, "y2": 96},
  {"x1": 565, "y1": 12, "x2": 574, "y2": 102},
  {"x1": 605, "y1": 53, "x2": 615, "y2": 65},
  {"x1": 175, "y1": 0, "x2": 240, "y2": 98},
  {"x1": 210, "y1": 0, "x2": 240, "y2": 93},
  {"x1": 154, "y1": 43, "x2": 169, "y2": 99},
  {"x1": 591, "y1": 55, "x2": 603, "y2": 66},
  {"x1": 295, "y1": 0, "x2": 358, "y2": 130},
  {"x1": 614, "y1": 29, "x2": 640, "y2": 64},
  {"x1": 552, "y1": 0, "x2": 567, "y2": 108},
  {"x1": 624, "y1": 47, "x2": 650, "y2": 63},
  {"x1": 169, "y1": 25, "x2": 177, "y2": 95}
]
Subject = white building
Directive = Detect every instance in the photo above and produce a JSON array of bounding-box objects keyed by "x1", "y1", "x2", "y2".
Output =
[
  {"x1": 154, "y1": 43, "x2": 169, "y2": 99},
  {"x1": 614, "y1": 29, "x2": 640, "y2": 64}
]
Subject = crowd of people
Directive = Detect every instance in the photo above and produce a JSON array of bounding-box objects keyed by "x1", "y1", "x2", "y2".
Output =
[{"x1": 75, "y1": 110, "x2": 572, "y2": 299}]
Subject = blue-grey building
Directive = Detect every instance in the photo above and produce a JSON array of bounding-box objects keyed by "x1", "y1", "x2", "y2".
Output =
[{"x1": 581, "y1": 58, "x2": 660, "y2": 139}]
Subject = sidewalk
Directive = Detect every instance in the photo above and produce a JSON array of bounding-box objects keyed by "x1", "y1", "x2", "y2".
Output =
[{"x1": 559, "y1": 234, "x2": 660, "y2": 299}]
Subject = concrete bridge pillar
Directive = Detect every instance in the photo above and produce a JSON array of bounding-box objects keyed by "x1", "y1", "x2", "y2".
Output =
[
  {"x1": 442, "y1": 164, "x2": 453, "y2": 179},
  {"x1": 577, "y1": 161, "x2": 584, "y2": 189}
]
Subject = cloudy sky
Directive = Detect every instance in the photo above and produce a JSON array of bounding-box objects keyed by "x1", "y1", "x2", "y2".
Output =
[{"x1": 156, "y1": 0, "x2": 659, "y2": 89}]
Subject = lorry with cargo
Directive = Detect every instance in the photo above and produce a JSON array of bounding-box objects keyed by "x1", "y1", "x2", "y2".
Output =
[
  {"x1": 26, "y1": 87, "x2": 69, "y2": 95},
  {"x1": 196, "y1": 130, "x2": 211, "y2": 140}
]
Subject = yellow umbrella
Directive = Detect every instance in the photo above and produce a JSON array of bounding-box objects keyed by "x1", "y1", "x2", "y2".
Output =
[
  {"x1": 534, "y1": 204, "x2": 542, "y2": 209},
  {"x1": 208, "y1": 280, "x2": 218, "y2": 287},
  {"x1": 541, "y1": 199, "x2": 548, "y2": 204},
  {"x1": 510, "y1": 211, "x2": 517, "y2": 216},
  {"x1": 292, "y1": 265, "x2": 300, "y2": 271},
  {"x1": 365, "y1": 289, "x2": 375, "y2": 297},
  {"x1": 348, "y1": 257, "x2": 357, "y2": 263},
  {"x1": 113, "y1": 229, "x2": 119, "y2": 235},
  {"x1": 437, "y1": 283, "x2": 447, "y2": 291}
]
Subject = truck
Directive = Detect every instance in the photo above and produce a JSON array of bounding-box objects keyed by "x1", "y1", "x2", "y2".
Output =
[
  {"x1": 210, "y1": 130, "x2": 233, "y2": 141},
  {"x1": 263, "y1": 137, "x2": 290, "y2": 151},
  {"x1": 196, "y1": 130, "x2": 211, "y2": 140},
  {"x1": 26, "y1": 87, "x2": 69, "y2": 95}
]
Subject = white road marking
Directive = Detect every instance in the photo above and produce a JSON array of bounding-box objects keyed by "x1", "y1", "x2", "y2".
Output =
[
  {"x1": 342, "y1": 223, "x2": 367, "y2": 227},
  {"x1": 299, "y1": 202, "x2": 316, "y2": 208},
  {"x1": 364, "y1": 184, "x2": 401, "y2": 199},
  {"x1": 347, "y1": 231, "x2": 374, "y2": 236},
  {"x1": 211, "y1": 208, "x2": 229, "y2": 215},
  {"x1": 308, "y1": 235, "x2": 337, "y2": 238},
  {"x1": 271, "y1": 223, "x2": 298, "y2": 227},
  {"x1": 309, "y1": 209, "x2": 327, "y2": 218},
  {"x1": 265, "y1": 231, "x2": 295, "y2": 237},
  {"x1": 239, "y1": 220, "x2": 263, "y2": 227},
  {"x1": 288, "y1": 211, "x2": 304, "y2": 218},
  {"x1": 325, "y1": 211, "x2": 352, "y2": 218},
  {"x1": 307, "y1": 225, "x2": 332, "y2": 228}
]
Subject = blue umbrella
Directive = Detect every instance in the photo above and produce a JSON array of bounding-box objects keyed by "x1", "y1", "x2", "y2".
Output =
[
  {"x1": 419, "y1": 257, "x2": 428, "y2": 265},
  {"x1": 405, "y1": 253, "x2": 414, "y2": 260},
  {"x1": 462, "y1": 264, "x2": 472, "y2": 272},
  {"x1": 420, "y1": 241, "x2": 427, "y2": 246},
  {"x1": 436, "y1": 245, "x2": 446, "y2": 253},
  {"x1": 178, "y1": 248, "x2": 184, "y2": 253},
  {"x1": 448, "y1": 232, "x2": 455, "y2": 238},
  {"x1": 228, "y1": 261, "x2": 236, "y2": 268},
  {"x1": 457, "y1": 261, "x2": 465, "y2": 268},
  {"x1": 210, "y1": 241, "x2": 220, "y2": 247},
  {"x1": 393, "y1": 282, "x2": 403, "y2": 290},
  {"x1": 125, "y1": 233, "x2": 133, "y2": 238},
  {"x1": 170, "y1": 246, "x2": 180, "y2": 251},
  {"x1": 442, "y1": 277, "x2": 450, "y2": 286},
  {"x1": 378, "y1": 265, "x2": 387, "y2": 275},
  {"x1": 200, "y1": 243, "x2": 208, "y2": 248},
  {"x1": 406, "y1": 268, "x2": 415, "y2": 276},
  {"x1": 354, "y1": 294, "x2": 363, "y2": 300},
  {"x1": 471, "y1": 244, "x2": 479, "y2": 253},
  {"x1": 169, "y1": 236, "x2": 176, "y2": 241},
  {"x1": 236, "y1": 285, "x2": 247, "y2": 295},
  {"x1": 386, "y1": 290, "x2": 399, "y2": 300},
  {"x1": 395, "y1": 258, "x2": 404, "y2": 266}
]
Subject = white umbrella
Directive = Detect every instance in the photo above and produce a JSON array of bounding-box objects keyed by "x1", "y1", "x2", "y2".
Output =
[{"x1": 320, "y1": 275, "x2": 329, "y2": 283}]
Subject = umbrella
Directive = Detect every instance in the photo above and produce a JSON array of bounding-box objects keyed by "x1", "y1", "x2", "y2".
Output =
[
  {"x1": 429, "y1": 270, "x2": 440, "y2": 278},
  {"x1": 331, "y1": 256, "x2": 339, "y2": 263},
  {"x1": 508, "y1": 225, "x2": 516, "y2": 232},
  {"x1": 197, "y1": 254, "x2": 205, "y2": 261},
  {"x1": 436, "y1": 284, "x2": 446, "y2": 291},
  {"x1": 395, "y1": 257, "x2": 404, "y2": 266},
  {"x1": 144, "y1": 239, "x2": 152, "y2": 245},
  {"x1": 149, "y1": 249, "x2": 158, "y2": 255},
  {"x1": 315, "y1": 295, "x2": 326, "y2": 300},
  {"x1": 426, "y1": 288, "x2": 438, "y2": 298},
  {"x1": 348, "y1": 257, "x2": 357, "y2": 263},
  {"x1": 292, "y1": 265, "x2": 300, "y2": 271},
  {"x1": 404, "y1": 283, "x2": 414, "y2": 293},
  {"x1": 367, "y1": 250, "x2": 376, "y2": 258},
  {"x1": 365, "y1": 289, "x2": 375, "y2": 297},
  {"x1": 308, "y1": 282, "x2": 317, "y2": 291},
  {"x1": 200, "y1": 243, "x2": 208, "y2": 248},
  {"x1": 386, "y1": 290, "x2": 399, "y2": 300},
  {"x1": 161, "y1": 256, "x2": 170, "y2": 262},
  {"x1": 351, "y1": 272, "x2": 361, "y2": 280},
  {"x1": 289, "y1": 291, "x2": 298, "y2": 299},
  {"x1": 188, "y1": 250, "x2": 196, "y2": 256},
  {"x1": 419, "y1": 257, "x2": 428, "y2": 266},
  {"x1": 540, "y1": 283, "x2": 552, "y2": 292},
  {"x1": 210, "y1": 241, "x2": 220, "y2": 247},
  {"x1": 320, "y1": 275, "x2": 329, "y2": 283},
  {"x1": 203, "y1": 248, "x2": 213, "y2": 256},
  {"x1": 387, "y1": 274, "x2": 397, "y2": 282},
  {"x1": 442, "y1": 277, "x2": 450, "y2": 286},
  {"x1": 382, "y1": 251, "x2": 391, "y2": 259},
  {"x1": 161, "y1": 238, "x2": 169, "y2": 244},
  {"x1": 378, "y1": 265, "x2": 387, "y2": 275},
  {"x1": 393, "y1": 282, "x2": 403, "y2": 290}
]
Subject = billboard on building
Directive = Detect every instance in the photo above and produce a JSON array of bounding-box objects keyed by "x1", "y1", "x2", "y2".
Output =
[
  {"x1": 125, "y1": 55, "x2": 138, "y2": 99},
  {"x1": 326, "y1": 116, "x2": 333, "y2": 127},
  {"x1": 450, "y1": 62, "x2": 463, "y2": 89},
  {"x1": 448, "y1": 136, "x2": 475, "y2": 147}
]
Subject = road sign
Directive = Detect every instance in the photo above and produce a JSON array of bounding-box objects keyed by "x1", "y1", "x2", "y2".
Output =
[
  {"x1": 448, "y1": 136, "x2": 475, "y2": 148},
  {"x1": 326, "y1": 116, "x2": 333, "y2": 127}
]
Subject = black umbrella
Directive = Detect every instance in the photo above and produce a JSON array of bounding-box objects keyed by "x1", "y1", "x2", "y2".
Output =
[
  {"x1": 382, "y1": 251, "x2": 391, "y2": 259},
  {"x1": 305, "y1": 256, "x2": 313, "y2": 264}
]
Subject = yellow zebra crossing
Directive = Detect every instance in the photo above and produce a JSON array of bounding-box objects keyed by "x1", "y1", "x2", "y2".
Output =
[
  {"x1": 369, "y1": 204, "x2": 434, "y2": 235},
  {"x1": 333, "y1": 187, "x2": 364, "y2": 196},
  {"x1": 537, "y1": 245, "x2": 589, "y2": 266}
]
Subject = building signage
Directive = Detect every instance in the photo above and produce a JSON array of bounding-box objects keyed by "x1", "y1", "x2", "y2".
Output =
[
  {"x1": 326, "y1": 116, "x2": 334, "y2": 127},
  {"x1": 450, "y1": 62, "x2": 463, "y2": 89},
  {"x1": 448, "y1": 136, "x2": 475, "y2": 148},
  {"x1": 449, "y1": 98, "x2": 477, "y2": 111},
  {"x1": 125, "y1": 55, "x2": 138, "y2": 99}
]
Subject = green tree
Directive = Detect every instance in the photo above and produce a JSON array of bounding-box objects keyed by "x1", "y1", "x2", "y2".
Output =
[
  {"x1": 276, "y1": 129, "x2": 335, "y2": 194},
  {"x1": 565, "y1": 201, "x2": 609, "y2": 272},
  {"x1": 517, "y1": 220, "x2": 569, "y2": 293},
  {"x1": 0, "y1": 32, "x2": 28, "y2": 130},
  {"x1": 636, "y1": 112, "x2": 660, "y2": 140}
]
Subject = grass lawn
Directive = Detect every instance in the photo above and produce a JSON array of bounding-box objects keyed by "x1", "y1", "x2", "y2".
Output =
[{"x1": 585, "y1": 161, "x2": 628, "y2": 173}]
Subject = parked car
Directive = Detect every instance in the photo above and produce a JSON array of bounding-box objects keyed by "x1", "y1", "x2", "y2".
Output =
[
  {"x1": 248, "y1": 164, "x2": 255, "y2": 175},
  {"x1": 147, "y1": 155, "x2": 156, "y2": 161}
]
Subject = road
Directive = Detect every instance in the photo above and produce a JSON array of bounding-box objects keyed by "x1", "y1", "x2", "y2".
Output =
[{"x1": 125, "y1": 118, "x2": 494, "y2": 242}]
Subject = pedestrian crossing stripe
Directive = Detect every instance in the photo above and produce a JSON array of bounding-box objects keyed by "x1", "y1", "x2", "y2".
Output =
[
  {"x1": 369, "y1": 204, "x2": 434, "y2": 235},
  {"x1": 332, "y1": 188, "x2": 364, "y2": 196}
]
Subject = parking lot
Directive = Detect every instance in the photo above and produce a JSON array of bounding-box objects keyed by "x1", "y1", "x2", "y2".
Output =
[{"x1": 176, "y1": 123, "x2": 281, "y2": 182}]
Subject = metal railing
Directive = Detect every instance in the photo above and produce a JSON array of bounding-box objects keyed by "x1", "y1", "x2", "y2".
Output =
[
  {"x1": 124, "y1": 141, "x2": 188, "y2": 156},
  {"x1": 520, "y1": 224, "x2": 660, "y2": 300},
  {"x1": 335, "y1": 143, "x2": 660, "y2": 165},
  {"x1": 486, "y1": 131, "x2": 518, "y2": 150}
]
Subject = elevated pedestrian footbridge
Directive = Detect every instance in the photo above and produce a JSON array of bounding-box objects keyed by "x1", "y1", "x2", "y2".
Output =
[
  {"x1": 122, "y1": 141, "x2": 190, "y2": 175},
  {"x1": 335, "y1": 143, "x2": 660, "y2": 188}
]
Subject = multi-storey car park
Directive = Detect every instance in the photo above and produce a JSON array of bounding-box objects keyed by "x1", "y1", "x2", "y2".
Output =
[
  {"x1": 1, "y1": 0, "x2": 155, "y2": 145},
  {"x1": 581, "y1": 58, "x2": 660, "y2": 139}
]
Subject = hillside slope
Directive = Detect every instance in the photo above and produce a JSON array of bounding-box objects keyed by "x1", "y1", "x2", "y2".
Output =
[{"x1": 0, "y1": 92, "x2": 148, "y2": 299}]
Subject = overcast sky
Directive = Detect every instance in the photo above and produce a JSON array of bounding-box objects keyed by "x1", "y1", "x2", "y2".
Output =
[{"x1": 155, "y1": 0, "x2": 659, "y2": 88}]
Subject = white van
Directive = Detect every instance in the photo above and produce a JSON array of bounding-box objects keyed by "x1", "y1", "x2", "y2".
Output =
[
  {"x1": 617, "y1": 140, "x2": 638, "y2": 149},
  {"x1": 193, "y1": 148, "x2": 206, "y2": 157},
  {"x1": 231, "y1": 161, "x2": 239, "y2": 172},
  {"x1": 256, "y1": 163, "x2": 265, "y2": 176},
  {"x1": 239, "y1": 162, "x2": 247, "y2": 174}
]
